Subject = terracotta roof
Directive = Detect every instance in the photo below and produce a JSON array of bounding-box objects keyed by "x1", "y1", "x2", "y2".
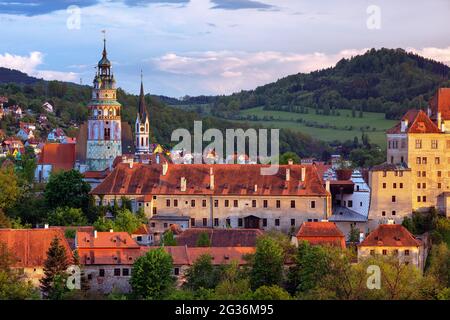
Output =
[
  {"x1": 175, "y1": 228, "x2": 263, "y2": 247},
  {"x1": 76, "y1": 231, "x2": 140, "y2": 249},
  {"x1": 0, "y1": 229, "x2": 73, "y2": 268},
  {"x1": 38, "y1": 143, "x2": 75, "y2": 171},
  {"x1": 430, "y1": 88, "x2": 450, "y2": 120},
  {"x1": 91, "y1": 163, "x2": 329, "y2": 197},
  {"x1": 186, "y1": 247, "x2": 255, "y2": 265},
  {"x1": 296, "y1": 222, "x2": 346, "y2": 248},
  {"x1": 312, "y1": 163, "x2": 332, "y2": 183},
  {"x1": 387, "y1": 109, "x2": 440, "y2": 134},
  {"x1": 359, "y1": 224, "x2": 421, "y2": 247},
  {"x1": 132, "y1": 224, "x2": 149, "y2": 235},
  {"x1": 83, "y1": 170, "x2": 110, "y2": 179}
]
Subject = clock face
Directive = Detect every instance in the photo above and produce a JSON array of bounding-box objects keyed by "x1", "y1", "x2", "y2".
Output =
[{"x1": 140, "y1": 126, "x2": 144, "y2": 132}]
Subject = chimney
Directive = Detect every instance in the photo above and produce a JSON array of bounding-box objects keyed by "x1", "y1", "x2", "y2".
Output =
[
  {"x1": 162, "y1": 162, "x2": 168, "y2": 176},
  {"x1": 94, "y1": 230, "x2": 98, "y2": 239},
  {"x1": 400, "y1": 119, "x2": 408, "y2": 132},
  {"x1": 254, "y1": 184, "x2": 258, "y2": 192},
  {"x1": 288, "y1": 158, "x2": 293, "y2": 165},
  {"x1": 286, "y1": 168, "x2": 290, "y2": 181},
  {"x1": 301, "y1": 167, "x2": 306, "y2": 182},
  {"x1": 210, "y1": 167, "x2": 214, "y2": 190},
  {"x1": 387, "y1": 219, "x2": 395, "y2": 225},
  {"x1": 180, "y1": 177, "x2": 187, "y2": 192},
  {"x1": 325, "y1": 180, "x2": 330, "y2": 192},
  {"x1": 44, "y1": 223, "x2": 49, "y2": 229}
]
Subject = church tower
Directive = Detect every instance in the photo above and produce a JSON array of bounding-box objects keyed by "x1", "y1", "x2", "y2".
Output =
[
  {"x1": 135, "y1": 73, "x2": 150, "y2": 155},
  {"x1": 86, "y1": 37, "x2": 122, "y2": 171}
]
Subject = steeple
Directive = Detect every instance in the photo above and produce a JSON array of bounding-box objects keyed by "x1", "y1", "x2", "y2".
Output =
[{"x1": 138, "y1": 70, "x2": 147, "y2": 120}]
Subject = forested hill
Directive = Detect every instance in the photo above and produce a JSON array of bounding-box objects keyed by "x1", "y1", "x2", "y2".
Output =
[
  {"x1": 177, "y1": 48, "x2": 450, "y2": 120},
  {"x1": 0, "y1": 67, "x2": 40, "y2": 85}
]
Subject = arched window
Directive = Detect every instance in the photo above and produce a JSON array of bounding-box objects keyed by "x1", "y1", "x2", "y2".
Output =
[{"x1": 145, "y1": 123, "x2": 148, "y2": 132}]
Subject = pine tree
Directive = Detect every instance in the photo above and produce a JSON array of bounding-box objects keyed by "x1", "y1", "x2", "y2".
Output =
[{"x1": 40, "y1": 237, "x2": 70, "y2": 299}]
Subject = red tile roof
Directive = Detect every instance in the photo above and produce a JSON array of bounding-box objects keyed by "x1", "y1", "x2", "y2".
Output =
[
  {"x1": 430, "y1": 88, "x2": 450, "y2": 120},
  {"x1": 132, "y1": 224, "x2": 149, "y2": 235},
  {"x1": 359, "y1": 224, "x2": 421, "y2": 247},
  {"x1": 76, "y1": 231, "x2": 140, "y2": 249},
  {"x1": 296, "y1": 221, "x2": 346, "y2": 249},
  {"x1": 38, "y1": 143, "x2": 76, "y2": 171},
  {"x1": 0, "y1": 229, "x2": 73, "y2": 268},
  {"x1": 175, "y1": 228, "x2": 263, "y2": 247},
  {"x1": 387, "y1": 109, "x2": 440, "y2": 134},
  {"x1": 91, "y1": 163, "x2": 329, "y2": 197},
  {"x1": 83, "y1": 170, "x2": 110, "y2": 179}
]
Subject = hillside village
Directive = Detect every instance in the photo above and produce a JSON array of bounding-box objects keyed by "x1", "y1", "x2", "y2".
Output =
[{"x1": 0, "y1": 43, "x2": 449, "y2": 300}]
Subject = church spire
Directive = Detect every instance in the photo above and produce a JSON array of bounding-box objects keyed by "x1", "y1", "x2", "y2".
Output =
[{"x1": 138, "y1": 70, "x2": 147, "y2": 120}]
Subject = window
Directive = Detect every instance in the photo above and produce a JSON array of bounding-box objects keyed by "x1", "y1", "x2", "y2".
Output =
[
  {"x1": 122, "y1": 268, "x2": 130, "y2": 276},
  {"x1": 137, "y1": 236, "x2": 142, "y2": 242},
  {"x1": 166, "y1": 199, "x2": 170, "y2": 207},
  {"x1": 417, "y1": 183, "x2": 421, "y2": 189},
  {"x1": 275, "y1": 219, "x2": 280, "y2": 226},
  {"x1": 225, "y1": 200, "x2": 229, "y2": 207},
  {"x1": 415, "y1": 139, "x2": 422, "y2": 149},
  {"x1": 417, "y1": 171, "x2": 421, "y2": 177},
  {"x1": 152, "y1": 207, "x2": 157, "y2": 215},
  {"x1": 393, "y1": 183, "x2": 397, "y2": 189},
  {"x1": 174, "y1": 199, "x2": 178, "y2": 207},
  {"x1": 404, "y1": 250, "x2": 410, "y2": 256},
  {"x1": 382, "y1": 183, "x2": 386, "y2": 189},
  {"x1": 382, "y1": 211, "x2": 386, "y2": 216},
  {"x1": 370, "y1": 250, "x2": 375, "y2": 256},
  {"x1": 438, "y1": 183, "x2": 442, "y2": 189},
  {"x1": 104, "y1": 127, "x2": 111, "y2": 140},
  {"x1": 252, "y1": 200, "x2": 257, "y2": 207},
  {"x1": 422, "y1": 196, "x2": 426, "y2": 202},
  {"x1": 417, "y1": 196, "x2": 421, "y2": 202},
  {"x1": 99, "y1": 269, "x2": 105, "y2": 277},
  {"x1": 382, "y1": 250, "x2": 387, "y2": 256},
  {"x1": 290, "y1": 219, "x2": 295, "y2": 226},
  {"x1": 151, "y1": 222, "x2": 156, "y2": 228},
  {"x1": 399, "y1": 171, "x2": 403, "y2": 177},
  {"x1": 431, "y1": 140, "x2": 438, "y2": 149},
  {"x1": 263, "y1": 200, "x2": 268, "y2": 208},
  {"x1": 226, "y1": 218, "x2": 231, "y2": 226},
  {"x1": 163, "y1": 223, "x2": 168, "y2": 228},
  {"x1": 191, "y1": 200, "x2": 195, "y2": 207},
  {"x1": 214, "y1": 200, "x2": 218, "y2": 207},
  {"x1": 174, "y1": 268, "x2": 180, "y2": 276},
  {"x1": 422, "y1": 171, "x2": 426, "y2": 177},
  {"x1": 400, "y1": 183, "x2": 403, "y2": 188},
  {"x1": 290, "y1": 200, "x2": 296, "y2": 208},
  {"x1": 438, "y1": 171, "x2": 442, "y2": 178},
  {"x1": 348, "y1": 200, "x2": 353, "y2": 208},
  {"x1": 393, "y1": 249, "x2": 399, "y2": 256},
  {"x1": 422, "y1": 183, "x2": 426, "y2": 189},
  {"x1": 311, "y1": 201, "x2": 316, "y2": 209},
  {"x1": 202, "y1": 218, "x2": 207, "y2": 226},
  {"x1": 392, "y1": 211, "x2": 396, "y2": 216},
  {"x1": 435, "y1": 157, "x2": 440, "y2": 165},
  {"x1": 214, "y1": 218, "x2": 219, "y2": 227},
  {"x1": 233, "y1": 200, "x2": 238, "y2": 208},
  {"x1": 422, "y1": 157, "x2": 427, "y2": 164},
  {"x1": 114, "y1": 268, "x2": 120, "y2": 276},
  {"x1": 392, "y1": 196, "x2": 396, "y2": 203},
  {"x1": 383, "y1": 171, "x2": 387, "y2": 177},
  {"x1": 238, "y1": 218, "x2": 243, "y2": 227},
  {"x1": 202, "y1": 199, "x2": 207, "y2": 207},
  {"x1": 276, "y1": 200, "x2": 281, "y2": 208},
  {"x1": 360, "y1": 202, "x2": 363, "y2": 207},
  {"x1": 190, "y1": 218, "x2": 195, "y2": 227},
  {"x1": 262, "y1": 218, "x2": 267, "y2": 227},
  {"x1": 416, "y1": 157, "x2": 421, "y2": 164}
]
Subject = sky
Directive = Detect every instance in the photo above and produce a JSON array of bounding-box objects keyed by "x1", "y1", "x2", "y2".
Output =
[{"x1": 0, "y1": 0, "x2": 449, "y2": 97}]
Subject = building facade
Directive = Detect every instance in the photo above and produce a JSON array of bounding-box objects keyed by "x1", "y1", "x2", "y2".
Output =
[
  {"x1": 86, "y1": 39, "x2": 122, "y2": 171},
  {"x1": 134, "y1": 75, "x2": 151, "y2": 155}
]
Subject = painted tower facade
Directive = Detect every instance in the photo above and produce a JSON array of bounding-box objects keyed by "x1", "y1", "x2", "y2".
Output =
[
  {"x1": 86, "y1": 40, "x2": 122, "y2": 171},
  {"x1": 135, "y1": 76, "x2": 150, "y2": 155}
]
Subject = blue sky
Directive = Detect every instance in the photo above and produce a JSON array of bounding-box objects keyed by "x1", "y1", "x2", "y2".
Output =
[{"x1": 0, "y1": 0, "x2": 449, "y2": 97}]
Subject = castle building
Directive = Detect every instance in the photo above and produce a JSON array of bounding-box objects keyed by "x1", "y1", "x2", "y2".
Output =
[
  {"x1": 368, "y1": 88, "x2": 450, "y2": 225},
  {"x1": 134, "y1": 75, "x2": 151, "y2": 155},
  {"x1": 85, "y1": 38, "x2": 122, "y2": 171}
]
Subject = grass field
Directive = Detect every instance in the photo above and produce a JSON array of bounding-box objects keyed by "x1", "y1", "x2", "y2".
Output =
[{"x1": 234, "y1": 107, "x2": 396, "y2": 147}]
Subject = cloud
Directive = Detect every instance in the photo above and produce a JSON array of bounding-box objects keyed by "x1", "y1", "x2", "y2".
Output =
[
  {"x1": 151, "y1": 49, "x2": 369, "y2": 94},
  {"x1": 406, "y1": 46, "x2": 450, "y2": 66},
  {"x1": 0, "y1": 51, "x2": 77, "y2": 81},
  {"x1": 0, "y1": 0, "x2": 98, "y2": 16},
  {"x1": 210, "y1": 0, "x2": 274, "y2": 10}
]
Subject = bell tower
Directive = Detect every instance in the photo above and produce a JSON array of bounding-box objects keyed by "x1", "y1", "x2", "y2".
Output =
[
  {"x1": 86, "y1": 34, "x2": 122, "y2": 171},
  {"x1": 135, "y1": 71, "x2": 150, "y2": 155}
]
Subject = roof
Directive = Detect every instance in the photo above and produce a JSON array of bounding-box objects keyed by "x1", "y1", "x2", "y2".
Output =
[
  {"x1": 91, "y1": 163, "x2": 329, "y2": 197},
  {"x1": 132, "y1": 224, "x2": 149, "y2": 235},
  {"x1": 83, "y1": 170, "x2": 110, "y2": 179},
  {"x1": 0, "y1": 229, "x2": 73, "y2": 268},
  {"x1": 329, "y1": 206, "x2": 368, "y2": 222},
  {"x1": 387, "y1": 109, "x2": 440, "y2": 134},
  {"x1": 371, "y1": 162, "x2": 410, "y2": 172},
  {"x1": 76, "y1": 231, "x2": 140, "y2": 249},
  {"x1": 175, "y1": 228, "x2": 263, "y2": 247},
  {"x1": 359, "y1": 224, "x2": 422, "y2": 247},
  {"x1": 37, "y1": 143, "x2": 75, "y2": 170},
  {"x1": 430, "y1": 88, "x2": 450, "y2": 120},
  {"x1": 296, "y1": 222, "x2": 346, "y2": 248}
]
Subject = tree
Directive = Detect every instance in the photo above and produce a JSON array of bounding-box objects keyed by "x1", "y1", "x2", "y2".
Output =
[
  {"x1": 348, "y1": 224, "x2": 360, "y2": 243},
  {"x1": 0, "y1": 167, "x2": 20, "y2": 210},
  {"x1": 279, "y1": 152, "x2": 300, "y2": 165},
  {"x1": 113, "y1": 209, "x2": 142, "y2": 234},
  {"x1": 47, "y1": 207, "x2": 88, "y2": 226},
  {"x1": 253, "y1": 285, "x2": 291, "y2": 300},
  {"x1": 44, "y1": 170, "x2": 91, "y2": 212},
  {"x1": 184, "y1": 254, "x2": 220, "y2": 290},
  {"x1": 196, "y1": 232, "x2": 211, "y2": 247},
  {"x1": 0, "y1": 243, "x2": 38, "y2": 299},
  {"x1": 215, "y1": 261, "x2": 253, "y2": 300},
  {"x1": 161, "y1": 230, "x2": 177, "y2": 246},
  {"x1": 250, "y1": 236, "x2": 284, "y2": 290},
  {"x1": 0, "y1": 209, "x2": 12, "y2": 228},
  {"x1": 426, "y1": 243, "x2": 450, "y2": 288},
  {"x1": 40, "y1": 237, "x2": 71, "y2": 299},
  {"x1": 130, "y1": 248, "x2": 175, "y2": 300}
]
